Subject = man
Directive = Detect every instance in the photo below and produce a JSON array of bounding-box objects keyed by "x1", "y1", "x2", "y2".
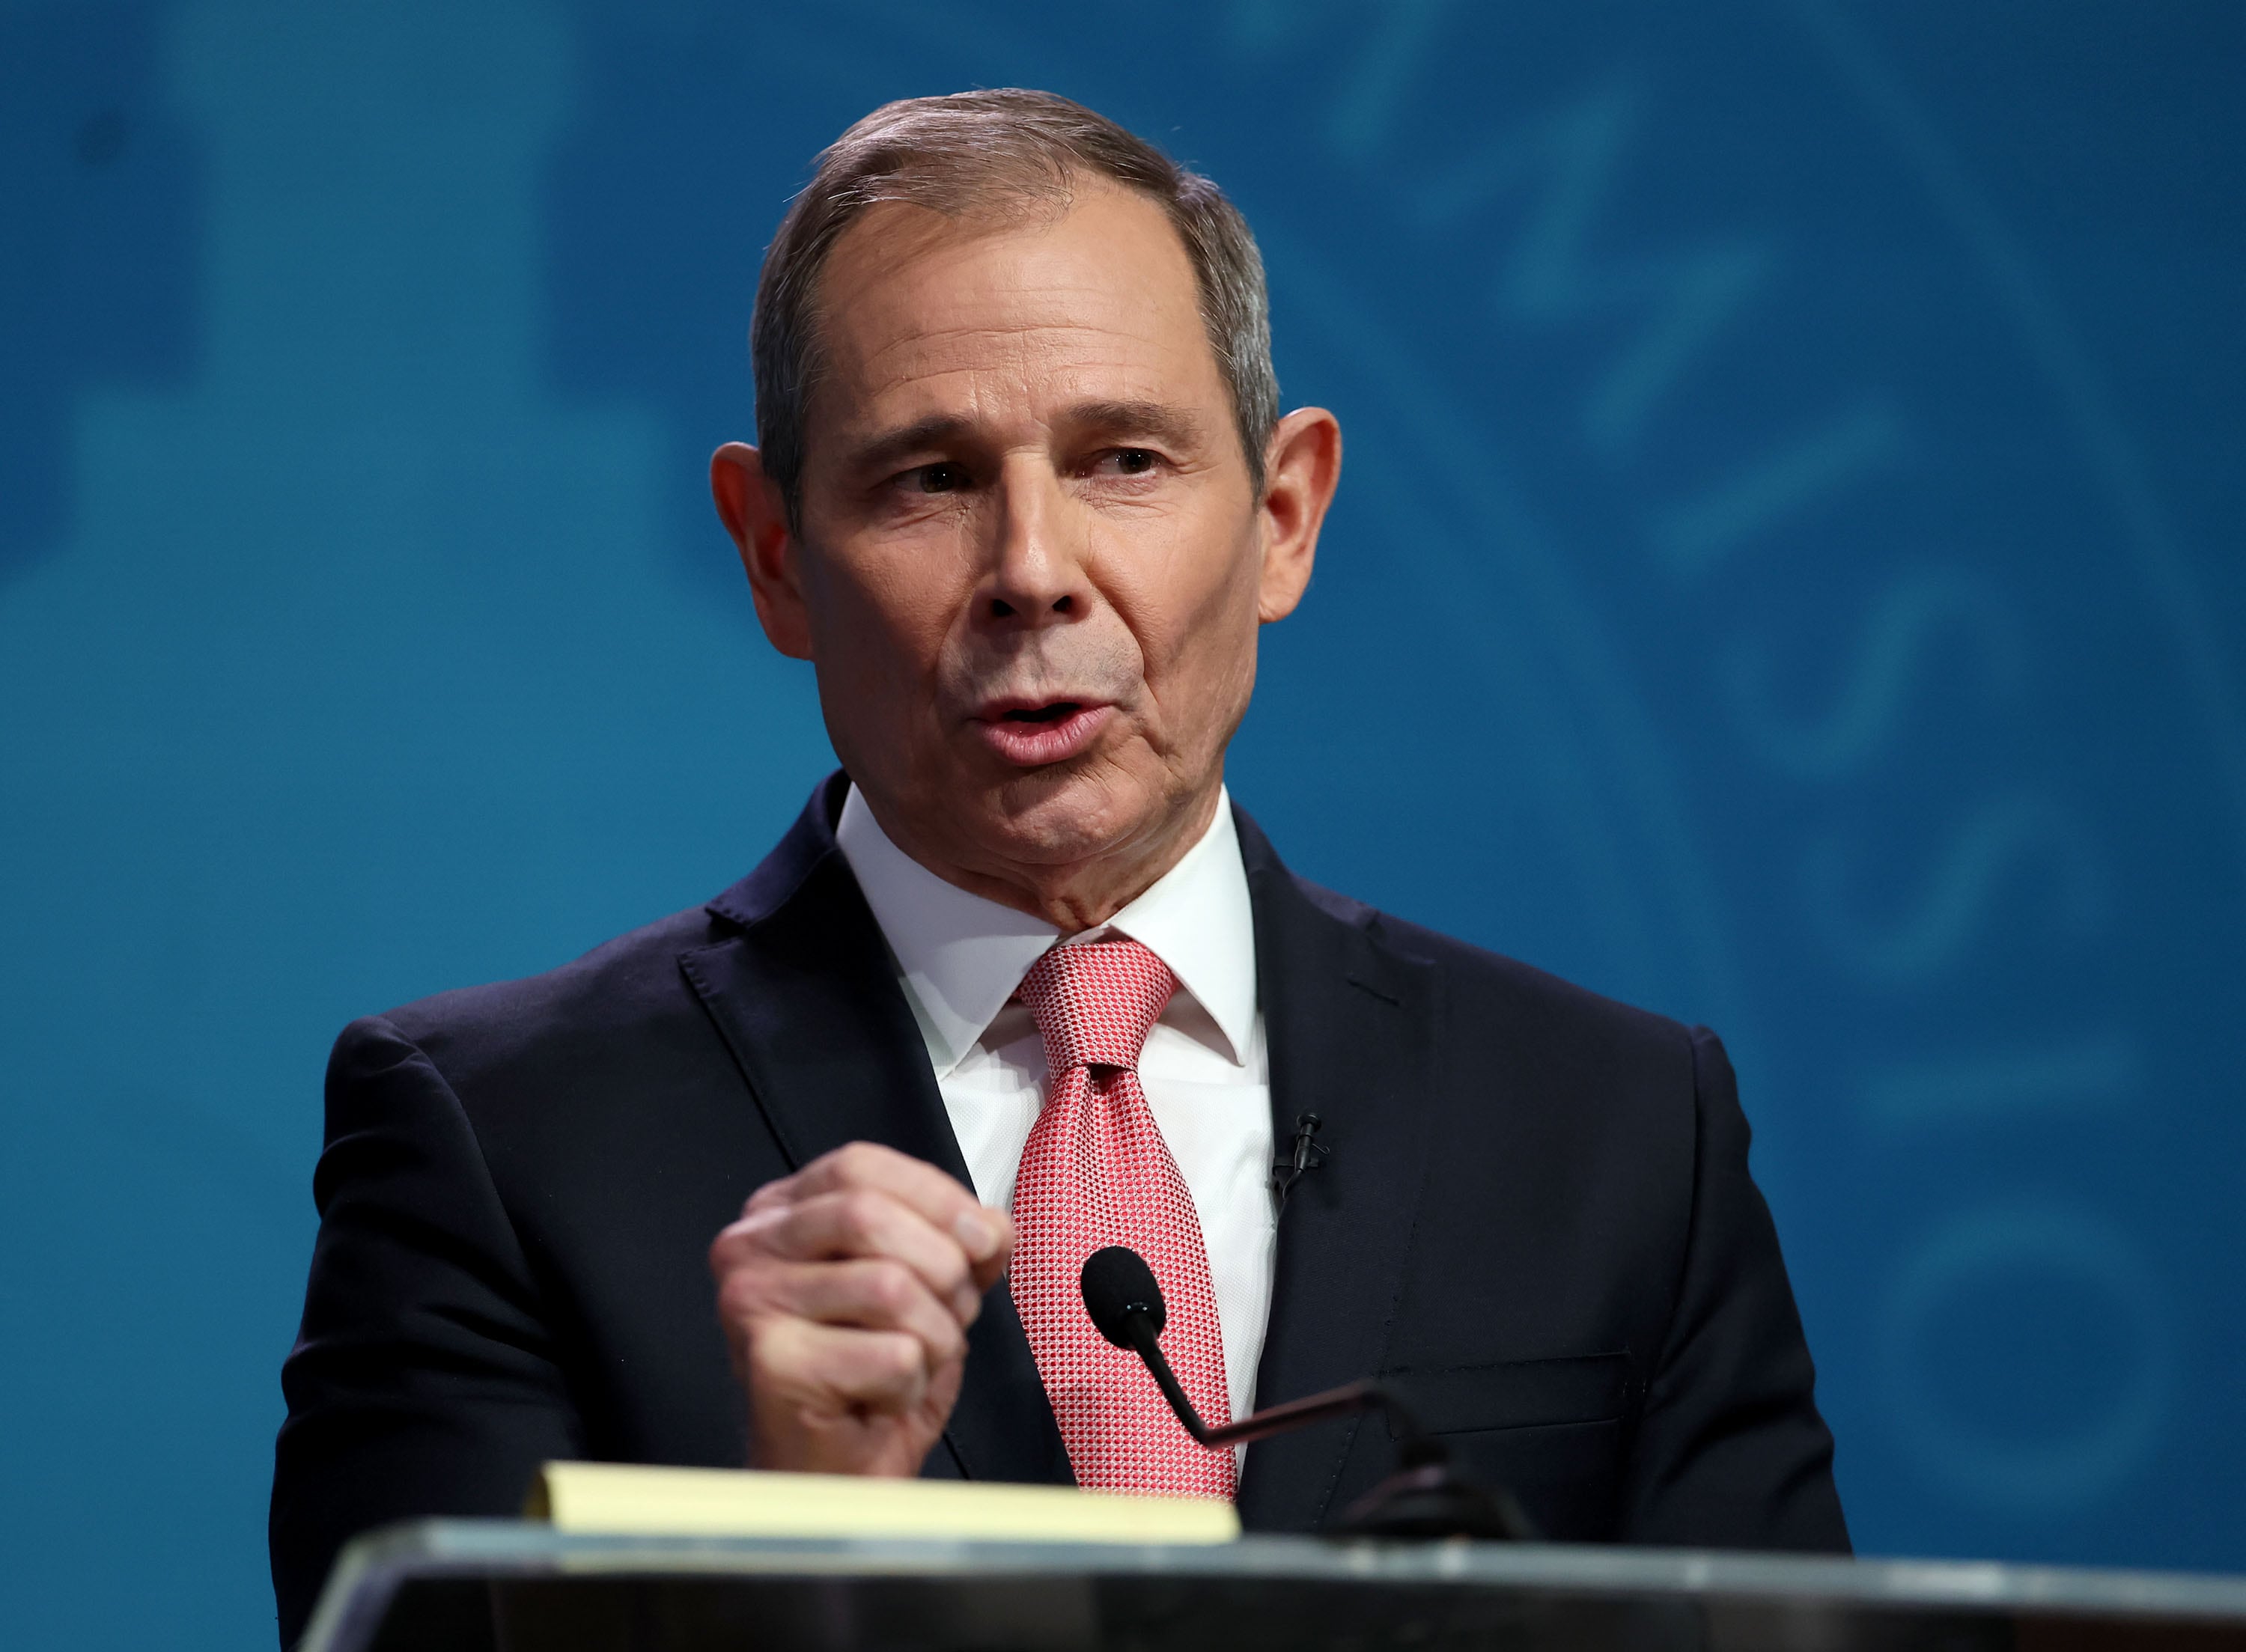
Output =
[{"x1": 270, "y1": 89, "x2": 1846, "y2": 1646}]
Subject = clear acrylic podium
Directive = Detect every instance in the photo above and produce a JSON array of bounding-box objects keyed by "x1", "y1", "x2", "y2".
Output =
[{"x1": 302, "y1": 1522, "x2": 2246, "y2": 1651}]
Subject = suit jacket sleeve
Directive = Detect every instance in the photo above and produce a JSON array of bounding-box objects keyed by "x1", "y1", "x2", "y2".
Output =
[
  {"x1": 268, "y1": 1016, "x2": 586, "y2": 1648},
  {"x1": 1619, "y1": 1027, "x2": 1850, "y2": 1550}
]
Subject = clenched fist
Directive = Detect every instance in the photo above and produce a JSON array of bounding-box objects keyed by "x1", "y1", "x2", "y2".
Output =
[{"x1": 708, "y1": 1141, "x2": 1014, "y2": 1476}]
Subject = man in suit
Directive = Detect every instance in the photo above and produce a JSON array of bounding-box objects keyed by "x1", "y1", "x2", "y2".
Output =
[{"x1": 270, "y1": 88, "x2": 1846, "y2": 1645}]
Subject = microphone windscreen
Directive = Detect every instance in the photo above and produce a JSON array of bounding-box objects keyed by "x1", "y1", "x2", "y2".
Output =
[{"x1": 1079, "y1": 1245, "x2": 1166, "y2": 1347}]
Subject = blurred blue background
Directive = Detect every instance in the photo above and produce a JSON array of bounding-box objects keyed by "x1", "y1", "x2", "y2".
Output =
[{"x1": 2, "y1": 1, "x2": 2242, "y2": 1645}]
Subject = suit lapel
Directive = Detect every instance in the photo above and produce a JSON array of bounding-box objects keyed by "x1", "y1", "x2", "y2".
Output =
[
  {"x1": 1233, "y1": 808, "x2": 1437, "y2": 1531},
  {"x1": 683, "y1": 775, "x2": 1071, "y2": 1487}
]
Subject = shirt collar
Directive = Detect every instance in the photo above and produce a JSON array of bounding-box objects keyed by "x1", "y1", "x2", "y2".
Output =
[{"x1": 834, "y1": 782, "x2": 1259, "y2": 1079}]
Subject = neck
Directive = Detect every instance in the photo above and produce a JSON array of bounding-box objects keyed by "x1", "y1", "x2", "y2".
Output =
[{"x1": 871, "y1": 784, "x2": 1224, "y2": 933}]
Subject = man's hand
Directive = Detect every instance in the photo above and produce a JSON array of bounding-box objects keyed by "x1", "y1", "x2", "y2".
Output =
[{"x1": 707, "y1": 1142, "x2": 1014, "y2": 1477}]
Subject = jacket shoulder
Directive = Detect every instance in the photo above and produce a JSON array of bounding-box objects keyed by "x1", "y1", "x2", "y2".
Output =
[
  {"x1": 348, "y1": 900, "x2": 736, "y2": 1094},
  {"x1": 354, "y1": 776, "x2": 851, "y2": 1090},
  {"x1": 1298, "y1": 872, "x2": 1699, "y2": 1067}
]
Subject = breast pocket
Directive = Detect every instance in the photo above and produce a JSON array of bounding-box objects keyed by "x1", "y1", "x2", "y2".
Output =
[{"x1": 1383, "y1": 1354, "x2": 1634, "y2": 1541}]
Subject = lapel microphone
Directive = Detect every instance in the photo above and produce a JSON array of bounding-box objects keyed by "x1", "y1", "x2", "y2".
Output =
[
  {"x1": 1271, "y1": 1112, "x2": 1330, "y2": 1213},
  {"x1": 1077, "y1": 1246, "x2": 1535, "y2": 1540}
]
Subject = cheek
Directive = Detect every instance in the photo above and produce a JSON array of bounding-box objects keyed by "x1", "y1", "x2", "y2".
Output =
[
  {"x1": 1124, "y1": 552, "x2": 1263, "y2": 750},
  {"x1": 1145, "y1": 529, "x2": 1263, "y2": 676},
  {"x1": 804, "y1": 538, "x2": 958, "y2": 672}
]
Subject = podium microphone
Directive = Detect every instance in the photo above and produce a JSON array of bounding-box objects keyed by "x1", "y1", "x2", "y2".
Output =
[{"x1": 1079, "y1": 1246, "x2": 1536, "y2": 1540}]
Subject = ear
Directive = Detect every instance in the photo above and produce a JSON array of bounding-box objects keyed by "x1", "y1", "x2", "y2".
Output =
[
  {"x1": 710, "y1": 442, "x2": 813, "y2": 659},
  {"x1": 1254, "y1": 407, "x2": 1342, "y2": 624}
]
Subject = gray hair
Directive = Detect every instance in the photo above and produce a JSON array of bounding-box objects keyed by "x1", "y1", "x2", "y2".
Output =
[{"x1": 750, "y1": 89, "x2": 1278, "y2": 524}]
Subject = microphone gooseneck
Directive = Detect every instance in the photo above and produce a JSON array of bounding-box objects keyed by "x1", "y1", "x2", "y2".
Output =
[{"x1": 1077, "y1": 1246, "x2": 1537, "y2": 1541}]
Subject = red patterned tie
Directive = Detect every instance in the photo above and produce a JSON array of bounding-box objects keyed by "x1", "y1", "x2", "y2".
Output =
[{"x1": 1010, "y1": 938, "x2": 1236, "y2": 1499}]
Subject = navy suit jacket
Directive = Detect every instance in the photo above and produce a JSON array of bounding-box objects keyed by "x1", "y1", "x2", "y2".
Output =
[{"x1": 269, "y1": 773, "x2": 1846, "y2": 1645}]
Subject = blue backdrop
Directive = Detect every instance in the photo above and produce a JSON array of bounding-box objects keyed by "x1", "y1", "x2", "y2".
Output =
[{"x1": 3, "y1": 1, "x2": 2242, "y2": 1645}]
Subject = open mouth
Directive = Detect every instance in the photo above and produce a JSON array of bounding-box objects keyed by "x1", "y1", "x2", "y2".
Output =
[{"x1": 1000, "y1": 701, "x2": 1083, "y2": 725}]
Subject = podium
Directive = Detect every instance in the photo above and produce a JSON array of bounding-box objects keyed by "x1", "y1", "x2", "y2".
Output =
[{"x1": 302, "y1": 1522, "x2": 2246, "y2": 1651}]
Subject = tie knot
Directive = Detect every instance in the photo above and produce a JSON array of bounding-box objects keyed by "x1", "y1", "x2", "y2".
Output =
[{"x1": 1017, "y1": 936, "x2": 1178, "y2": 1079}]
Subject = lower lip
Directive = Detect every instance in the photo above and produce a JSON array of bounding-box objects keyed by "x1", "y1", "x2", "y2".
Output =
[{"x1": 972, "y1": 704, "x2": 1116, "y2": 767}]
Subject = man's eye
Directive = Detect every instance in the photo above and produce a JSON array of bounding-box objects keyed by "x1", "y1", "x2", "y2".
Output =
[
  {"x1": 913, "y1": 463, "x2": 969, "y2": 494},
  {"x1": 1106, "y1": 448, "x2": 1157, "y2": 476}
]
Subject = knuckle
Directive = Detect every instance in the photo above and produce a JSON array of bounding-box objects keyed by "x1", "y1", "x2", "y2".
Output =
[
  {"x1": 934, "y1": 1246, "x2": 971, "y2": 1293},
  {"x1": 713, "y1": 1210, "x2": 783, "y2": 1272},
  {"x1": 745, "y1": 1329, "x2": 797, "y2": 1391},
  {"x1": 836, "y1": 1190, "x2": 885, "y2": 1249},
  {"x1": 716, "y1": 1270, "x2": 769, "y2": 1324},
  {"x1": 864, "y1": 1260, "x2": 914, "y2": 1315},
  {"x1": 742, "y1": 1173, "x2": 796, "y2": 1216},
  {"x1": 877, "y1": 1333, "x2": 923, "y2": 1384},
  {"x1": 832, "y1": 1141, "x2": 883, "y2": 1180},
  {"x1": 931, "y1": 1317, "x2": 967, "y2": 1365}
]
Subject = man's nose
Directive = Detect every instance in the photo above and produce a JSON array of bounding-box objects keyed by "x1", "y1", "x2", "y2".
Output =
[{"x1": 976, "y1": 460, "x2": 1092, "y2": 629}]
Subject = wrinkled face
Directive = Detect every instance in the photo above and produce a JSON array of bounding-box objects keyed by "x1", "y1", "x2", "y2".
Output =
[{"x1": 787, "y1": 184, "x2": 1276, "y2": 881}]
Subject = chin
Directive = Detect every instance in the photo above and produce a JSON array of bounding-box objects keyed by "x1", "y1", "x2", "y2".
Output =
[{"x1": 981, "y1": 765, "x2": 1155, "y2": 867}]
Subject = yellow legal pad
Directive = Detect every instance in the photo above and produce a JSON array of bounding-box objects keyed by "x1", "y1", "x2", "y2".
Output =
[{"x1": 528, "y1": 1461, "x2": 1241, "y2": 1545}]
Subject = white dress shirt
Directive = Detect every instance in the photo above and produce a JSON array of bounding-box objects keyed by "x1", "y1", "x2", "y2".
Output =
[{"x1": 835, "y1": 783, "x2": 1276, "y2": 1422}]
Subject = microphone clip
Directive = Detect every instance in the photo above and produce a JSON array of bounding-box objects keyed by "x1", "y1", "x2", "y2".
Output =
[{"x1": 1271, "y1": 1112, "x2": 1330, "y2": 1213}]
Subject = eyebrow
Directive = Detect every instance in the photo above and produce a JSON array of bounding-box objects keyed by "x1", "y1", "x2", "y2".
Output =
[
  {"x1": 839, "y1": 400, "x2": 1210, "y2": 478},
  {"x1": 843, "y1": 414, "x2": 974, "y2": 478},
  {"x1": 1061, "y1": 400, "x2": 1208, "y2": 450}
]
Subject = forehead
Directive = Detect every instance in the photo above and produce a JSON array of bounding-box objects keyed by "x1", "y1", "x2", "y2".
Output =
[{"x1": 806, "y1": 184, "x2": 1226, "y2": 438}]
